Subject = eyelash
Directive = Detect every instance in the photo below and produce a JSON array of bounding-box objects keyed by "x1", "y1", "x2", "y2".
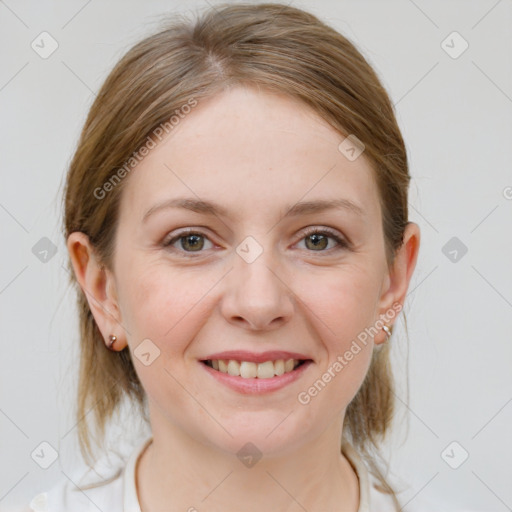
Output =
[{"x1": 162, "y1": 227, "x2": 349, "y2": 257}]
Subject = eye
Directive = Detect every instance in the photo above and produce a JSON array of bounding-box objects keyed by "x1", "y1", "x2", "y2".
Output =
[
  {"x1": 162, "y1": 226, "x2": 349, "y2": 257},
  {"x1": 163, "y1": 229, "x2": 214, "y2": 256},
  {"x1": 297, "y1": 227, "x2": 349, "y2": 253}
]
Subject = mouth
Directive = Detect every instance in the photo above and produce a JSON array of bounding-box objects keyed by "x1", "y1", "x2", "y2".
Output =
[
  {"x1": 199, "y1": 357, "x2": 313, "y2": 394},
  {"x1": 201, "y1": 358, "x2": 311, "y2": 379}
]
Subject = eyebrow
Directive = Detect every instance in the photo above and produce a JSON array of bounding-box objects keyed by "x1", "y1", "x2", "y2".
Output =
[{"x1": 142, "y1": 197, "x2": 365, "y2": 223}]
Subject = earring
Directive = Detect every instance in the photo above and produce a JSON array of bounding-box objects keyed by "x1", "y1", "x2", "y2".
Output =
[
  {"x1": 107, "y1": 334, "x2": 117, "y2": 351},
  {"x1": 382, "y1": 324, "x2": 392, "y2": 341}
]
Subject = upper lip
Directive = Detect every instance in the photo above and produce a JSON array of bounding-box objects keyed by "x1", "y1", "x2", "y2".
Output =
[{"x1": 201, "y1": 350, "x2": 312, "y2": 364}]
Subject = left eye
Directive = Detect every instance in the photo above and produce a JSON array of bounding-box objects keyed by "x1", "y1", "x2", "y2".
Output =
[{"x1": 297, "y1": 228, "x2": 348, "y2": 252}]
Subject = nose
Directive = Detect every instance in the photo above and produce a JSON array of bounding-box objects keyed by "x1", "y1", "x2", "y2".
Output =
[{"x1": 220, "y1": 245, "x2": 294, "y2": 331}]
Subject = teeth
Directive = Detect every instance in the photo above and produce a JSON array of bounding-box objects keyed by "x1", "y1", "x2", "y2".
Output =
[
  {"x1": 284, "y1": 359, "x2": 295, "y2": 372},
  {"x1": 207, "y1": 358, "x2": 301, "y2": 378},
  {"x1": 274, "y1": 359, "x2": 285, "y2": 376},
  {"x1": 257, "y1": 361, "x2": 275, "y2": 379},
  {"x1": 227, "y1": 360, "x2": 240, "y2": 376},
  {"x1": 240, "y1": 361, "x2": 257, "y2": 378}
]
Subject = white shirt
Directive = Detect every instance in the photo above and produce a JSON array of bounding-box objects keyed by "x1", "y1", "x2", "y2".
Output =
[{"x1": 25, "y1": 436, "x2": 436, "y2": 511}]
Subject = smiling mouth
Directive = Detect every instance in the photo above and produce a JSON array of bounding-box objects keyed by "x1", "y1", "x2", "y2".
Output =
[{"x1": 201, "y1": 358, "x2": 310, "y2": 379}]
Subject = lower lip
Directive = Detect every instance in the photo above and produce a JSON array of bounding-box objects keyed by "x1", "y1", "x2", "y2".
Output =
[{"x1": 200, "y1": 360, "x2": 313, "y2": 394}]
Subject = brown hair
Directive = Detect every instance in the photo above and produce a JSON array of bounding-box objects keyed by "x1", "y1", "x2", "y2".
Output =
[{"x1": 63, "y1": 3, "x2": 410, "y2": 507}]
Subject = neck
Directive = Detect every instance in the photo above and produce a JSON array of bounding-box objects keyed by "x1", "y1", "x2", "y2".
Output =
[{"x1": 136, "y1": 414, "x2": 360, "y2": 512}]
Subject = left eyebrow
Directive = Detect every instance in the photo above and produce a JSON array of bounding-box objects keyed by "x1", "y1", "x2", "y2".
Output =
[
  {"x1": 283, "y1": 198, "x2": 365, "y2": 218},
  {"x1": 142, "y1": 197, "x2": 366, "y2": 223}
]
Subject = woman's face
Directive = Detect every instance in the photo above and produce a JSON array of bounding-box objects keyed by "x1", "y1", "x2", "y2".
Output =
[{"x1": 92, "y1": 86, "x2": 418, "y2": 455}]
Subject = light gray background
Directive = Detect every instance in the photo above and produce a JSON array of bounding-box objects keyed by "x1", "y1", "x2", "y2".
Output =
[{"x1": 1, "y1": 0, "x2": 511, "y2": 510}]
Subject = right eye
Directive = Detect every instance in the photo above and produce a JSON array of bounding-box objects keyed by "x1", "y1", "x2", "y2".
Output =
[{"x1": 163, "y1": 229, "x2": 215, "y2": 256}]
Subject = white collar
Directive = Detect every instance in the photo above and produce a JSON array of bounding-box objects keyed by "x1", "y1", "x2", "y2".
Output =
[
  {"x1": 122, "y1": 436, "x2": 371, "y2": 511},
  {"x1": 123, "y1": 436, "x2": 152, "y2": 512},
  {"x1": 342, "y1": 441, "x2": 371, "y2": 511}
]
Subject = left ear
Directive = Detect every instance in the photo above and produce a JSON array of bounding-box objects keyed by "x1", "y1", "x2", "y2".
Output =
[{"x1": 374, "y1": 222, "x2": 421, "y2": 344}]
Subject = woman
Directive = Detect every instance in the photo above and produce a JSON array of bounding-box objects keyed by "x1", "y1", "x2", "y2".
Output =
[{"x1": 28, "y1": 3, "x2": 423, "y2": 510}]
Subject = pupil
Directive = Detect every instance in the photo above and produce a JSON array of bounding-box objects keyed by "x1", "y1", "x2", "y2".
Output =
[
  {"x1": 183, "y1": 234, "x2": 203, "y2": 251},
  {"x1": 307, "y1": 234, "x2": 327, "y2": 250}
]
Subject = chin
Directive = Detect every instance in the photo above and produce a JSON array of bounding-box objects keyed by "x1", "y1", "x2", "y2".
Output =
[{"x1": 200, "y1": 417, "x2": 310, "y2": 459}]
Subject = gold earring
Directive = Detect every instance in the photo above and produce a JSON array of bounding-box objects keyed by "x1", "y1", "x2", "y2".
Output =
[
  {"x1": 107, "y1": 334, "x2": 117, "y2": 351},
  {"x1": 382, "y1": 324, "x2": 392, "y2": 341}
]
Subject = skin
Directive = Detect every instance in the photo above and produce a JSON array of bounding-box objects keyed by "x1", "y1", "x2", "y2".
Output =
[{"x1": 68, "y1": 86, "x2": 420, "y2": 511}]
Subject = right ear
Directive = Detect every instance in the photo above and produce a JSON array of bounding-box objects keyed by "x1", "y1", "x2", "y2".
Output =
[{"x1": 66, "y1": 232, "x2": 127, "y2": 350}]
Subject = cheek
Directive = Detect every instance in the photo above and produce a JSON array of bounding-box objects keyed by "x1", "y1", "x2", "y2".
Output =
[
  {"x1": 298, "y1": 263, "x2": 381, "y2": 344},
  {"x1": 116, "y1": 261, "x2": 210, "y2": 401},
  {"x1": 117, "y1": 258, "x2": 215, "y2": 346},
  {"x1": 294, "y1": 266, "x2": 378, "y2": 398}
]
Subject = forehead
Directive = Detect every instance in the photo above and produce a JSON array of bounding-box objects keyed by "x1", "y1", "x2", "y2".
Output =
[{"x1": 119, "y1": 86, "x2": 380, "y2": 224}]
